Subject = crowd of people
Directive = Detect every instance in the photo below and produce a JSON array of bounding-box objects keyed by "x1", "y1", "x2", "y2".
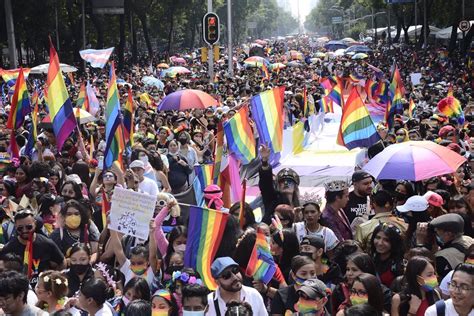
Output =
[{"x1": 0, "y1": 34, "x2": 473, "y2": 316}]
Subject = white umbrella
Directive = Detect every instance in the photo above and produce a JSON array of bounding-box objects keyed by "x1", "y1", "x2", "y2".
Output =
[{"x1": 30, "y1": 63, "x2": 78, "y2": 74}]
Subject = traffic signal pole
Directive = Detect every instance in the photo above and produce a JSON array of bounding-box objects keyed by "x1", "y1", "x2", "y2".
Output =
[{"x1": 207, "y1": 0, "x2": 214, "y2": 82}]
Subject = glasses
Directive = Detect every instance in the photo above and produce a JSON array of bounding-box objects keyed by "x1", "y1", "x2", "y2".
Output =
[
  {"x1": 220, "y1": 266, "x2": 240, "y2": 280},
  {"x1": 350, "y1": 288, "x2": 367, "y2": 296},
  {"x1": 17, "y1": 224, "x2": 34, "y2": 232},
  {"x1": 448, "y1": 281, "x2": 474, "y2": 293}
]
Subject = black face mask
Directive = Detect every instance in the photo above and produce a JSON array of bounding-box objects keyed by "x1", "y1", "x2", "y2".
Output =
[
  {"x1": 166, "y1": 265, "x2": 184, "y2": 275},
  {"x1": 178, "y1": 139, "x2": 187, "y2": 145},
  {"x1": 300, "y1": 252, "x2": 314, "y2": 259},
  {"x1": 70, "y1": 264, "x2": 90, "y2": 275}
]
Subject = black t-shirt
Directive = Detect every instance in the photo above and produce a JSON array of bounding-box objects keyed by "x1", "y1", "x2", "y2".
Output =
[
  {"x1": 0, "y1": 234, "x2": 64, "y2": 284},
  {"x1": 343, "y1": 191, "x2": 368, "y2": 224},
  {"x1": 271, "y1": 286, "x2": 298, "y2": 315}
]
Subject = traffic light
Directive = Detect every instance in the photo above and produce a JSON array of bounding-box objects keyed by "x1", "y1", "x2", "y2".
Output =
[{"x1": 203, "y1": 13, "x2": 219, "y2": 46}]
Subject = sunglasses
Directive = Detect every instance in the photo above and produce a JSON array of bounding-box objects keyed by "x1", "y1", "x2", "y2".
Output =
[
  {"x1": 17, "y1": 224, "x2": 34, "y2": 232},
  {"x1": 220, "y1": 266, "x2": 240, "y2": 280},
  {"x1": 103, "y1": 174, "x2": 115, "y2": 179}
]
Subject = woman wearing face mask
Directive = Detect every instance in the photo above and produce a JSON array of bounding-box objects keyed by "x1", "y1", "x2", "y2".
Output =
[
  {"x1": 270, "y1": 229, "x2": 301, "y2": 282},
  {"x1": 293, "y1": 278, "x2": 331, "y2": 316},
  {"x1": 60, "y1": 180, "x2": 83, "y2": 202},
  {"x1": 395, "y1": 128, "x2": 410, "y2": 143},
  {"x1": 151, "y1": 289, "x2": 179, "y2": 316},
  {"x1": 64, "y1": 243, "x2": 95, "y2": 297},
  {"x1": 109, "y1": 225, "x2": 158, "y2": 288},
  {"x1": 336, "y1": 273, "x2": 384, "y2": 316},
  {"x1": 35, "y1": 271, "x2": 69, "y2": 313},
  {"x1": 116, "y1": 277, "x2": 151, "y2": 313},
  {"x1": 394, "y1": 181, "x2": 415, "y2": 207},
  {"x1": 50, "y1": 200, "x2": 100, "y2": 263},
  {"x1": 167, "y1": 140, "x2": 193, "y2": 194},
  {"x1": 391, "y1": 256, "x2": 442, "y2": 316},
  {"x1": 270, "y1": 256, "x2": 317, "y2": 315}
]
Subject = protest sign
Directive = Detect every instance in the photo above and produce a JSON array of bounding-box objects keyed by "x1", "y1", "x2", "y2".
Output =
[
  {"x1": 109, "y1": 187, "x2": 157, "y2": 240},
  {"x1": 410, "y1": 73, "x2": 422, "y2": 85}
]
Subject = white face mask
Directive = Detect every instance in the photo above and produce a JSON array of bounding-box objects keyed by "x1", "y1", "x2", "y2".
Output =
[
  {"x1": 139, "y1": 155, "x2": 149, "y2": 164},
  {"x1": 174, "y1": 244, "x2": 186, "y2": 252},
  {"x1": 183, "y1": 311, "x2": 205, "y2": 316}
]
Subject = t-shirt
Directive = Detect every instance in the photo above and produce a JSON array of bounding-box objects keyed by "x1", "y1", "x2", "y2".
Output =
[
  {"x1": 270, "y1": 286, "x2": 299, "y2": 315},
  {"x1": 343, "y1": 191, "x2": 369, "y2": 224},
  {"x1": 138, "y1": 177, "x2": 159, "y2": 196},
  {"x1": 50, "y1": 225, "x2": 100, "y2": 255},
  {"x1": 293, "y1": 222, "x2": 339, "y2": 251},
  {"x1": 425, "y1": 299, "x2": 474, "y2": 316},
  {"x1": 18, "y1": 304, "x2": 49, "y2": 316},
  {"x1": 0, "y1": 234, "x2": 64, "y2": 284},
  {"x1": 120, "y1": 259, "x2": 155, "y2": 287}
]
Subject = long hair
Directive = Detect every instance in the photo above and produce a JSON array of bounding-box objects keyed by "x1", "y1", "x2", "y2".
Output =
[
  {"x1": 353, "y1": 273, "x2": 384, "y2": 312},
  {"x1": 272, "y1": 229, "x2": 300, "y2": 272}
]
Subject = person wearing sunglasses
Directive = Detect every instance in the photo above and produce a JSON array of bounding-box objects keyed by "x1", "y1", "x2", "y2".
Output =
[
  {"x1": 0, "y1": 210, "x2": 65, "y2": 282},
  {"x1": 207, "y1": 257, "x2": 267, "y2": 315}
]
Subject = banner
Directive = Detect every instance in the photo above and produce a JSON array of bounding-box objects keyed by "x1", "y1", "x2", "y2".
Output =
[
  {"x1": 109, "y1": 187, "x2": 157, "y2": 239},
  {"x1": 79, "y1": 47, "x2": 115, "y2": 68}
]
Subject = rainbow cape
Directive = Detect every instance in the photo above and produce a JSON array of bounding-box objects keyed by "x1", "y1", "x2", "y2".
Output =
[
  {"x1": 250, "y1": 86, "x2": 285, "y2": 153},
  {"x1": 245, "y1": 229, "x2": 276, "y2": 284},
  {"x1": 184, "y1": 206, "x2": 229, "y2": 290},
  {"x1": 45, "y1": 41, "x2": 77, "y2": 151},
  {"x1": 7, "y1": 68, "x2": 30, "y2": 130},
  {"x1": 337, "y1": 87, "x2": 380, "y2": 150},
  {"x1": 437, "y1": 87, "x2": 464, "y2": 124},
  {"x1": 223, "y1": 106, "x2": 256, "y2": 165},
  {"x1": 104, "y1": 61, "x2": 125, "y2": 169}
]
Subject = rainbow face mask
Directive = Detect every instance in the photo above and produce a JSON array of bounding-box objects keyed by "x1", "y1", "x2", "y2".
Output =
[
  {"x1": 294, "y1": 276, "x2": 307, "y2": 286},
  {"x1": 131, "y1": 263, "x2": 147, "y2": 276},
  {"x1": 350, "y1": 294, "x2": 368, "y2": 306},
  {"x1": 294, "y1": 297, "x2": 325, "y2": 314},
  {"x1": 420, "y1": 275, "x2": 438, "y2": 291},
  {"x1": 465, "y1": 257, "x2": 474, "y2": 265},
  {"x1": 152, "y1": 309, "x2": 169, "y2": 316}
]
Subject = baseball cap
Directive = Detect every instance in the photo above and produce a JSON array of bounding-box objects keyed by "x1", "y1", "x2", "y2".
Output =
[
  {"x1": 351, "y1": 170, "x2": 372, "y2": 183},
  {"x1": 301, "y1": 236, "x2": 325, "y2": 250},
  {"x1": 396, "y1": 195, "x2": 428, "y2": 213},
  {"x1": 211, "y1": 257, "x2": 239, "y2": 279},
  {"x1": 423, "y1": 191, "x2": 444, "y2": 207},
  {"x1": 297, "y1": 279, "x2": 330, "y2": 299},
  {"x1": 129, "y1": 160, "x2": 145, "y2": 169}
]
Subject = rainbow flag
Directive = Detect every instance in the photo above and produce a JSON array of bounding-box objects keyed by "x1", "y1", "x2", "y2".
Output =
[
  {"x1": 123, "y1": 87, "x2": 134, "y2": 146},
  {"x1": 261, "y1": 63, "x2": 270, "y2": 80},
  {"x1": 184, "y1": 206, "x2": 229, "y2": 290},
  {"x1": 320, "y1": 78, "x2": 333, "y2": 94},
  {"x1": 223, "y1": 106, "x2": 256, "y2": 164},
  {"x1": 23, "y1": 232, "x2": 33, "y2": 279},
  {"x1": 385, "y1": 63, "x2": 404, "y2": 128},
  {"x1": 408, "y1": 98, "x2": 416, "y2": 118},
  {"x1": 319, "y1": 96, "x2": 334, "y2": 113},
  {"x1": 101, "y1": 190, "x2": 109, "y2": 229},
  {"x1": 365, "y1": 78, "x2": 378, "y2": 102},
  {"x1": 24, "y1": 89, "x2": 40, "y2": 157},
  {"x1": 76, "y1": 82, "x2": 89, "y2": 111},
  {"x1": 337, "y1": 87, "x2": 380, "y2": 150},
  {"x1": 195, "y1": 164, "x2": 214, "y2": 190},
  {"x1": 374, "y1": 80, "x2": 389, "y2": 104},
  {"x1": 46, "y1": 41, "x2": 77, "y2": 151},
  {"x1": 212, "y1": 123, "x2": 224, "y2": 184},
  {"x1": 245, "y1": 229, "x2": 276, "y2": 284},
  {"x1": 293, "y1": 121, "x2": 305, "y2": 155},
  {"x1": 7, "y1": 68, "x2": 30, "y2": 130},
  {"x1": 250, "y1": 87, "x2": 285, "y2": 153},
  {"x1": 438, "y1": 87, "x2": 464, "y2": 124},
  {"x1": 328, "y1": 77, "x2": 344, "y2": 107},
  {"x1": 0, "y1": 68, "x2": 31, "y2": 86},
  {"x1": 104, "y1": 61, "x2": 125, "y2": 169}
]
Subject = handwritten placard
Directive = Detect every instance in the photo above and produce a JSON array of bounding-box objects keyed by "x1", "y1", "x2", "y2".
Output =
[{"x1": 109, "y1": 187, "x2": 157, "y2": 240}]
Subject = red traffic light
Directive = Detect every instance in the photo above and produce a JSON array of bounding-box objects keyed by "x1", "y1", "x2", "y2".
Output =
[
  {"x1": 208, "y1": 17, "x2": 216, "y2": 26},
  {"x1": 203, "y1": 12, "x2": 219, "y2": 46}
]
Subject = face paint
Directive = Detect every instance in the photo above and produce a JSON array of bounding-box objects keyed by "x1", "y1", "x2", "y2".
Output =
[{"x1": 350, "y1": 294, "x2": 368, "y2": 305}]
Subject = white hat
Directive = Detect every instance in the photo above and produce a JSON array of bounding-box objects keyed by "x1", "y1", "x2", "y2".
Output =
[
  {"x1": 66, "y1": 174, "x2": 82, "y2": 185},
  {"x1": 129, "y1": 160, "x2": 145, "y2": 169},
  {"x1": 396, "y1": 195, "x2": 428, "y2": 213}
]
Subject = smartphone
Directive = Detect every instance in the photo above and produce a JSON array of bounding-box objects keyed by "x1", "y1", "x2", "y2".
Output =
[{"x1": 98, "y1": 156, "x2": 104, "y2": 170}]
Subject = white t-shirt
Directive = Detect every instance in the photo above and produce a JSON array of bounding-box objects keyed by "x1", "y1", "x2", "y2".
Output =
[
  {"x1": 293, "y1": 222, "x2": 340, "y2": 251},
  {"x1": 425, "y1": 299, "x2": 474, "y2": 316},
  {"x1": 120, "y1": 258, "x2": 155, "y2": 287},
  {"x1": 138, "y1": 176, "x2": 159, "y2": 196},
  {"x1": 207, "y1": 286, "x2": 268, "y2": 316},
  {"x1": 94, "y1": 304, "x2": 115, "y2": 316}
]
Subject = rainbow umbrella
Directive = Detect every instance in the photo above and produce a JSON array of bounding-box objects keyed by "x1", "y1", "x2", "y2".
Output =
[
  {"x1": 437, "y1": 92, "x2": 464, "y2": 124},
  {"x1": 271, "y1": 63, "x2": 286, "y2": 71},
  {"x1": 244, "y1": 56, "x2": 269, "y2": 67},
  {"x1": 363, "y1": 141, "x2": 466, "y2": 181},
  {"x1": 161, "y1": 66, "x2": 191, "y2": 77},
  {"x1": 157, "y1": 89, "x2": 219, "y2": 111}
]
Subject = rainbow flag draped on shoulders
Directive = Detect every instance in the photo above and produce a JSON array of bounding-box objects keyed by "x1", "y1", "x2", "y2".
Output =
[
  {"x1": 250, "y1": 86, "x2": 285, "y2": 153},
  {"x1": 46, "y1": 41, "x2": 77, "y2": 151},
  {"x1": 184, "y1": 206, "x2": 229, "y2": 290},
  {"x1": 104, "y1": 61, "x2": 125, "y2": 169},
  {"x1": 245, "y1": 229, "x2": 276, "y2": 284},
  {"x1": 337, "y1": 87, "x2": 380, "y2": 150},
  {"x1": 223, "y1": 106, "x2": 256, "y2": 165}
]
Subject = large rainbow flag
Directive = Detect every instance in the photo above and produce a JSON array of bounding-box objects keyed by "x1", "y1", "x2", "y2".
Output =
[
  {"x1": 184, "y1": 206, "x2": 229, "y2": 290},
  {"x1": 0, "y1": 68, "x2": 31, "y2": 86},
  {"x1": 104, "y1": 62, "x2": 125, "y2": 169},
  {"x1": 245, "y1": 229, "x2": 276, "y2": 284},
  {"x1": 46, "y1": 41, "x2": 77, "y2": 151},
  {"x1": 319, "y1": 96, "x2": 334, "y2": 113},
  {"x1": 223, "y1": 106, "x2": 256, "y2": 164},
  {"x1": 328, "y1": 77, "x2": 344, "y2": 107},
  {"x1": 6, "y1": 68, "x2": 30, "y2": 130},
  {"x1": 250, "y1": 86, "x2": 285, "y2": 153},
  {"x1": 337, "y1": 87, "x2": 380, "y2": 150}
]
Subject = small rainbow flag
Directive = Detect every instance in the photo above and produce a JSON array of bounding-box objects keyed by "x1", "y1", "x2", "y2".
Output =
[
  {"x1": 104, "y1": 61, "x2": 125, "y2": 169},
  {"x1": 24, "y1": 89, "x2": 40, "y2": 157},
  {"x1": 319, "y1": 96, "x2": 333, "y2": 113},
  {"x1": 184, "y1": 206, "x2": 229, "y2": 290},
  {"x1": 23, "y1": 232, "x2": 33, "y2": 279},
  {"x1": 320, "y1": 78, "x2": 333, "y2": 94},
  {"x1": 328, "y1": 77, "x2": 344, "y2": 107},
  {"x1": 250, "y1": 87, "x2": 285, "y2": 153},
  {"x1": 194, "y1": 164, "x2": 214, "y2": 190},
  {"x1": 261, "y1": 63, "x2": 270, "y2": 80},
  {"x1": 438, "y1": 87, "x2": 464, "y2": 124},
  {"x1": 385, "y1": 63, "x2": 404, "y2": 128},
  {"x1": 337, "y1": 87, "x2": 380, "y2": 150},
  {"x1": 223, "y1": 106, "x2": 256, "y2": 164},
  {"x1": 6, "y1": 68, "x2": 30, "y2": 130},
  {"x1": 408, "y1": 98, "x2": 416, "y2": 118},
  {"x1": 45, "y1": 40, "x2": 77, "y2": 151},
  {"x1": 245, "y1": 229, "x2": 276, "y2": 284},
  {"x1": 0, "y1": 68, "x2": 31, "y2": 86},
  {"x1": 76, "y1": 82, "x2": 89, "y2": 112},
  {"x1": 123, "y1": 87, "x2": 134, "y2": 146}
]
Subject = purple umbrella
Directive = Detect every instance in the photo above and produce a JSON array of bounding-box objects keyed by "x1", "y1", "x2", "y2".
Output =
[{"x1": 363, "y1": 141, "x2": 466, "y2": 181}]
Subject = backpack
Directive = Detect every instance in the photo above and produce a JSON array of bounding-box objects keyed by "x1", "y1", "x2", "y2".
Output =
[{"x1": 435, "y1": 300, "x2": 446, "y2": 316}]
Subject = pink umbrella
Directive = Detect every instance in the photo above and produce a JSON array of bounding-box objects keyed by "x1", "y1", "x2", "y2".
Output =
[
  {"x1": 255, "y1": 39, "x2": 268, "y2": 45},
  {"x1": 363, "y1": 141, "x2": 466, "y2": 181},
  {"x1": 157, "y1": 89, "x2": 219, "y2": 111},
  {"x1": 171, "y1": 56, "x2": 187, "y2": 64}
]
